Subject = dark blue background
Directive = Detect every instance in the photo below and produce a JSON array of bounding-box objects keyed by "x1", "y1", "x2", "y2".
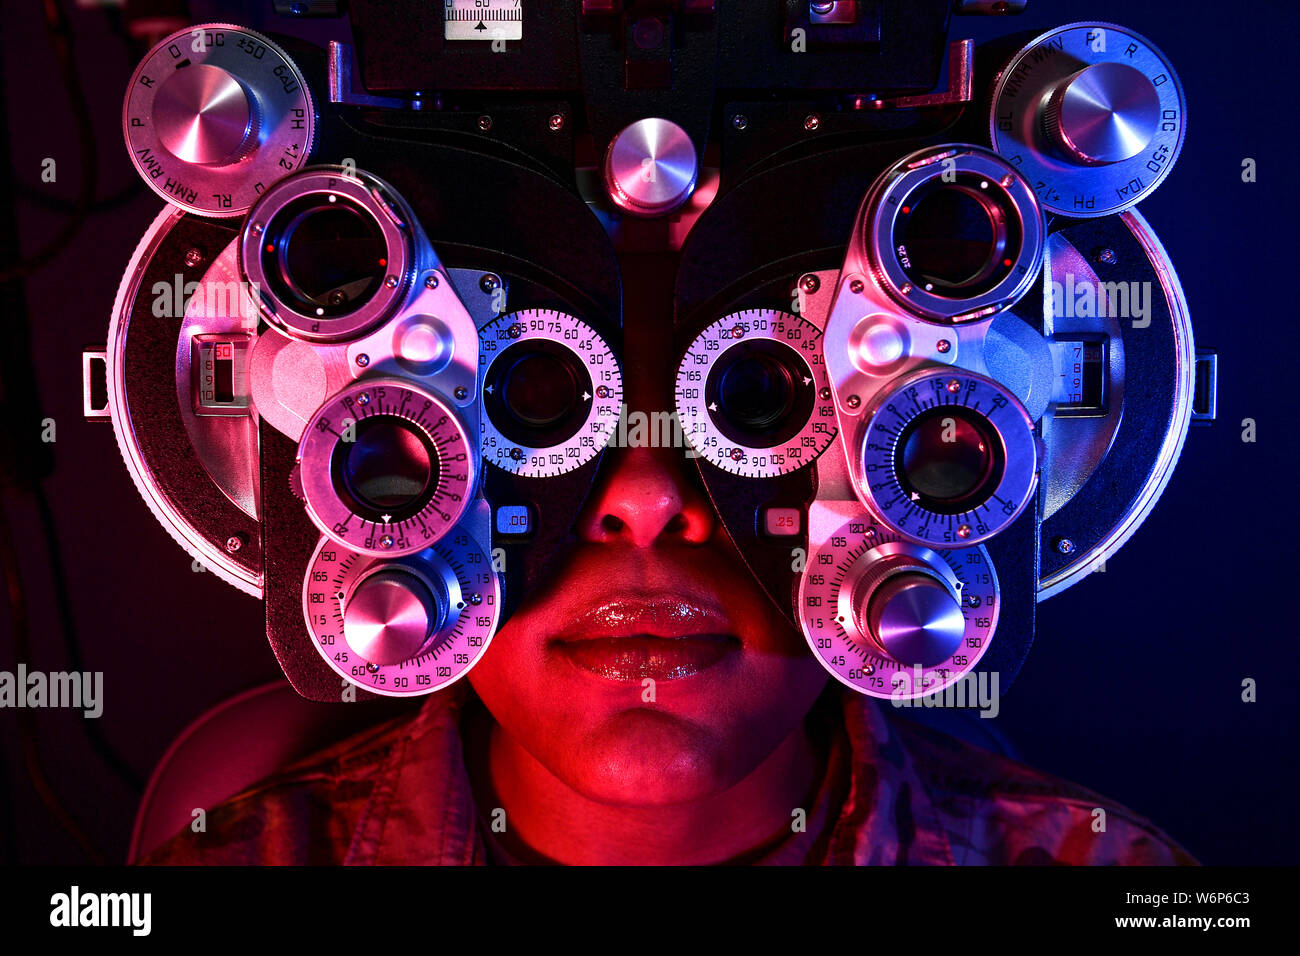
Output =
[
  {"x1": 1, "y1": 0, "x2": 1295, "y2": 864},
  {"x1": 956, "y1": 0, "x2": 1300, "y2": 867}
]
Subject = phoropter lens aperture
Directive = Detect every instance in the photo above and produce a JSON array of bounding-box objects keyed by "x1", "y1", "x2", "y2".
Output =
[
  {"x1": 331, "y1": 416, "x2": 438, "y2": 521},
  {"x1": 894, "y1": 175, "x2": 1021, "y2": 299},
  {"x1": 894, "y1": 407, "x2": 1006, "y2": 515},
  {"x1": 503, "y1": 351, "x2": 579, "y2": 428},
  {"x1": 241, "y1": 169, "x2": 414, "y2": 342},
  {"x1": 484, "y1": 340, "x2": 593, "y2": 448},
  {"x1": 299, "y1": 378, "x2": 475, "y2": 555},
  {"x1": 263, "y1": 194, "x2": 388, "y2": 319},
  {"x1": 719, "y1": 352, "x2": 795, "y2": 430},
  {"x1": 864, "y1": 146, "x2": 1045, "y2": 322},
  {"x1": 705, "y1": 340, "x2": 815, "y2": 449}
]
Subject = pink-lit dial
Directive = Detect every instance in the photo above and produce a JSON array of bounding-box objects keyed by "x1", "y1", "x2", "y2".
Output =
[
  {"x1": 123, "y1": 24, "x2": 314, "y2": 216},
  {"x1": 799, "y1": 516, "x2": 998, "y2": 699},
  {"x1": 303, "y1": 531, "x2": 499, "y2": 697},
  {"x1": 297, "y1": 378, "x2": 475, "y2": 557}
]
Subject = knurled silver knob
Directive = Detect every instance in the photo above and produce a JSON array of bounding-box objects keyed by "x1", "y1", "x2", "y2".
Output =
[
  {"x1": 852, "y1": 561, "x2": 966, "y2": 668},
  {"x1": 153, "y1": 63, "x2": 260, "y2": 166},
  {"x1": 603, "y1": 117, "x2": 698, "y2": 217},
  {"x1": 343, "y1": 569, "x2": 442, "y2": 666},
  {"x1": 1042, "y1": 62, "x2": 1161, "y2": 166}
]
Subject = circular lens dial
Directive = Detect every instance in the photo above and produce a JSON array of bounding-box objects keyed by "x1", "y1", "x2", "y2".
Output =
[
  {"x1": 894, "y1": 178, "x2": 1022, "y2": 297},
  {"x1": 895, "y1": 406, "x2": 1006, "y2": 514},
  {"x1": 331, "y1": 415, "x2": 439, "y2": 520},
  {"x1": 865, "y1": 146, "x2": 1044, "y2": 322},
  {"x1": 989, "y1": 22, "x2": 1187, "y2": 218},
  {"x1": 302, "y1": 533, "x2": 499, "y2": 697},
  {"x1": 676, "y1": 309, "x2": 838, "y2": 477},
  {"x1": 859, "y1": 369, "x2": 1037, "y2": 547},
  {"x1": 298, "y1": 379, "x2": 474, "y2": 556},
  {"x1": 478, "y1": 309, "x2": 622, "y2": 477},
  {"x1": 241, "y1": 168, "x2": 412, "y2": 342},
  {"x1": 263, "y1": 194, "x2": 390, "y2": 318},
  {"x1": 123, "y1": 24, "x2": 314, "y2": 217},
  {"x1": 799, "y1": 519, "x2": 998, "y2": 699}
]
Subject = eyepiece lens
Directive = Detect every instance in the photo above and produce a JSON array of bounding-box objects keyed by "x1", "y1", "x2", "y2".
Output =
[
  {"x1": 704, "y1": 340, "x2": 815, "y2": 449},
  {"x1": 501, "y1": 351, "x2": 580, "y2": 429},
  {"x1": 718, "y1": 354, "x2": 796, "y2": 431},
  {"x1": 265, "y1": 195, "x2": 388, "y2": 318},
  {"x1": 336, "y1": 417, "x2": 437, "y2": 516},
  {"x1": 894, "y1": 176, "x2": 1022, "y2": 298},
  {"x1": 896, "y1": 408, "x2": 1004, "y2": 514},
  {"x1": 484, "y1": 341, "x2": 593, "y2": 448}
]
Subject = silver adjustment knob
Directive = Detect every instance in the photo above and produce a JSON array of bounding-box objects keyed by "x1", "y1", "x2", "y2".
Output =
[
  {"x1": 123, "y1": 24, "x2": 315, "y2": 216},
  {"x1": 343, "y1": 569, "x2": 444, "y2": 666},
  {"x1": 603, "y1": 117, "x2": 698, "y2": 217},
  {"x1": 153, "y1": 63, "x2": 260, "y2": 166},
  {"x1": 852, "y1": 562, "x2": 966, "y2": 669},
  {"x1": 1042, "y1": 62, "x2": 1161, "y2": 166}
]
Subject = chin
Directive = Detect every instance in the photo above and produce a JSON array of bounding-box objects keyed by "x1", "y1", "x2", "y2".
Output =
[
  {"x1": 469, "y1": 602, "x2": 831, "y2": 807},
  {"x1": 561, "y1": 707, "x2": 734, "y2": 806}
]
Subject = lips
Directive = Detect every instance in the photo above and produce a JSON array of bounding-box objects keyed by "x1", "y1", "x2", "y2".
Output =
[{"x1": 549, "y1": 594, "x2": 742, "y2": 682}]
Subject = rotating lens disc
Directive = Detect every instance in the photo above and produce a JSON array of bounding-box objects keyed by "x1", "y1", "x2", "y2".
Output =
[
  {"x1": 122, "y1": 24, "x2": 315, "y2": 217},
  {"x1": 989, "y1": 22, "x2": 1187, "y2": 218},
  {"x1": 302, "y1": 531, "x2": 499, "y2": 697},
  {"x1": 297, "y1": 378, "x2": 474, "y2": 556},
  {"x1": 478, "y1": 309, "x2": 622, "y2": 477},
  {"x1": 798, "y1": 516, "x2": 999, "y2": 700},
  {"x1": 859, "y1": 368, "x2": 1037, "y2": 547},
  {"x1": 676, "y1": 309, "x2": 837, "y2": 477}
]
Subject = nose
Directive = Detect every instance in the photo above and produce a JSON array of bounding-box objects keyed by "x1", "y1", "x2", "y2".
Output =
[
  {"x1": 577, "y1": 442, "x2": 715, "y2": 548},
  {"x1": 579, "y1": 254, "x2": 715, "y2": 548}
]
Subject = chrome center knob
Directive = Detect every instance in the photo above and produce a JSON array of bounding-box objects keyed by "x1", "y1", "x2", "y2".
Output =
[
  {"x1": 603, "y1": 117, "x2": 698, "y2": 217},
  {"x1": 853, "y1": 567, "x2": 965, "y2": 669},
  {"x1": 154, "y1": 63, "x2": 259, "y2": 166},
  {"x1": 343, "y1": 569, "x2": 442, "y2": 665},
  {"x1": 1043, "y1": 62, "x2": 1161, "y2": 166}
]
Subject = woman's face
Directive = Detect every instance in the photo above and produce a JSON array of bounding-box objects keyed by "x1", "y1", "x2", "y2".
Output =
[{"x1": 469, "y1": 300, "x2": 829, "y2": 807}]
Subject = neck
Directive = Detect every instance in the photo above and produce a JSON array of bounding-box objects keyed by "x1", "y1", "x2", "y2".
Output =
[{"x1": 471, "y1": 713, "x2": 825, "y2": 865}]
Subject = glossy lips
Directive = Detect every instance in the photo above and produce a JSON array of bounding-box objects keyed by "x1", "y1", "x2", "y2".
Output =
[{"x1": 549, "y1": 595, "x2": 741, "y2": 682}]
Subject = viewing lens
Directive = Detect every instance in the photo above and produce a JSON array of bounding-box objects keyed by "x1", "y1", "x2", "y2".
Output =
[
  {"x1": 895, "y1": 407, "x2": 1005, "y2": 514},
  {"x1": 894, "y1": 176, "x2": 1022, "y2": 298},
  {"x1": 484, "y1": 341, "x2": 593, "y2": 448},
  {"x1": 333, "y1": 416, "x2": 437, "y2": 518},
  {"x1": 719, "y1": 353, "x2": 795, "y2": 431},
  {"x1": 502, "y1": 351, "x2": 579, "y2": 428},
  {"x1": 264, "y1": 195, "x2": 389, "y2": 318},
  {"x1": 705, "y1": 340, "x2": 814, "y2": 449}
]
